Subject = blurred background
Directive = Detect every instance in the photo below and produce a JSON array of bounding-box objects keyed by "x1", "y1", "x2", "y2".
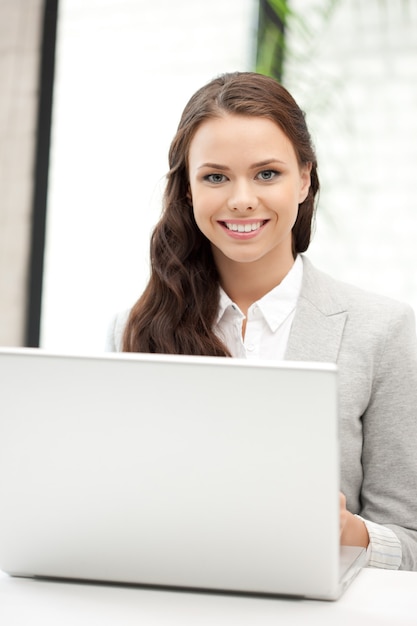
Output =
[{"x1": 1, "y1": 0, "x2": 416, "y2": 352}]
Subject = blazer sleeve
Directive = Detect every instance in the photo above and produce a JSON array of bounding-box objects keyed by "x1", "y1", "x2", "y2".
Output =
[{"x1": 360, "y1": 302, "x2": 417, "y2": 571}]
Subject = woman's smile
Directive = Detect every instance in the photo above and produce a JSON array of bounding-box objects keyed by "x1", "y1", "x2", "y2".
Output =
[{"x1": 220, "y1": 219, "x2": 269, "y2": 237}]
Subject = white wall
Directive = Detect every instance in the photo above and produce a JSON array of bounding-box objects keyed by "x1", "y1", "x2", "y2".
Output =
[
  {"x1": 284, "y1": 0, "x2": 417, "y2": 312},
  {"x1": 41, "y1": 0, "x2": 258, "y2": 352}
]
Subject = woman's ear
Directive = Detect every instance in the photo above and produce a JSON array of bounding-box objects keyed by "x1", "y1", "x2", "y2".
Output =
[{"x1": 299, "y1": 162, "x2": 312, "y2": 203}]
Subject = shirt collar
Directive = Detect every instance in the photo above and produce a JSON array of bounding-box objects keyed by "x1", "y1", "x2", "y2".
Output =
[{"x1": 216, "y1": 255, "x2": 304, "y2": 331}]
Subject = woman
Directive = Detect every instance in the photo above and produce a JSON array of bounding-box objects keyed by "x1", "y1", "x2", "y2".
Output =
[{"x1": 107, "y1": 72, "x2": 417, "y2": 570}]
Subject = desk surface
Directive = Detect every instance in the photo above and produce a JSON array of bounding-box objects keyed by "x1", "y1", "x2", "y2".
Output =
[{"x1": 1, "y1": 569, "x2": 417, "y2": 625}]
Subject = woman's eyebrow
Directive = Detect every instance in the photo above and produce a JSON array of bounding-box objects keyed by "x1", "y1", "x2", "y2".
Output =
[
  {"x1": 197, "y1": 159, "x2": 287, "y2": 170},
  {"x1": 251, "y1": 159, "x2": 287, "y2": 168},
  {"x1": 197, "y1": 162, "x2": 230, "y2": 170}
]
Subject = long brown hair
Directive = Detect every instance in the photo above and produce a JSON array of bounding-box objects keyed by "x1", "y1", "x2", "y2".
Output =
[{"x1": 123, "y1": 72, "x2": 319, "y2": 354}]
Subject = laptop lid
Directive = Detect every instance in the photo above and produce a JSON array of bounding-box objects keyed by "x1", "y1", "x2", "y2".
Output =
[{"x1": 0, "y1": 348, "x2": 364, "y2": 599}]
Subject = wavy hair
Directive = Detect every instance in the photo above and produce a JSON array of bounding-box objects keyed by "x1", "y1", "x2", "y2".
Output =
[{"x1": 123, "y1": 72, "x2": 320, "y2": 354}]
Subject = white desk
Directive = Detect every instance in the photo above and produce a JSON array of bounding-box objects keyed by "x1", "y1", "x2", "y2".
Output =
[{"x1": 1, "y1": 569, "x2": 416, "y2": 625}]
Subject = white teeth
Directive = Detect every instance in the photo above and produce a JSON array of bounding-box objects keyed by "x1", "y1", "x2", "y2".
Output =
[{"x1": 225, "y1": 221, "x2": 263, "y2": 232}]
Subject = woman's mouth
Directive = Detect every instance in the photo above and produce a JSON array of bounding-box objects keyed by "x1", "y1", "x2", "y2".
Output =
[{"x1": 221, "y1": 220, "x2": 268, "y2": 233}]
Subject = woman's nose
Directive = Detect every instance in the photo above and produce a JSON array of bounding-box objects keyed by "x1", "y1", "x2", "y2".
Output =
[{"x1": 227, "y1": 181, "x2": 258, "y2": 212}]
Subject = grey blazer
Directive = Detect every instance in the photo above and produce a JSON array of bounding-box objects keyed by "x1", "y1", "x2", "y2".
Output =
[
  {"x1": 287, "y1": 257, "x2": 417, "y2": 571},
  {"x1": 106, "y1": 256, "x2": 417, "y2": 570}
]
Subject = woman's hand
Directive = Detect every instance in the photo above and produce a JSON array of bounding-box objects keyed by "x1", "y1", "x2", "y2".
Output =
[{"x1": 340, "y1": 492, "x2": 370, "y2": 547}]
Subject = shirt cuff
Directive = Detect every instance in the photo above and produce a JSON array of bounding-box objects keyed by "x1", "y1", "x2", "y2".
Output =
[{"x1": 356, "y1": 515, "x2": 402, "y2": 570}]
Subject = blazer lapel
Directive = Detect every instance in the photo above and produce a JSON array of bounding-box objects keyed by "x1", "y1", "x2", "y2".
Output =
[{"x1": 285, "y1": 257, "x2": 348, "y2": 363}]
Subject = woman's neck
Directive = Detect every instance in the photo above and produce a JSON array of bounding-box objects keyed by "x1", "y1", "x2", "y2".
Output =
[{"x1": 217, "y1": 255, "x2": 296, "y2": 317}]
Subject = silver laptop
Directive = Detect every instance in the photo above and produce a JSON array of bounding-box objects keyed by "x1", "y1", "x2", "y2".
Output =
[{"x1": 0, "y1": 348, "x2": 365, "y2": 600}]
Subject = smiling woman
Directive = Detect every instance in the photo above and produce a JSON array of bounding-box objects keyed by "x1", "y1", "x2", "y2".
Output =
[
  {"x1": 106, "y1": 71, "x2": 417, "y2": 573},
  {"x1": 118, "y1": 72, "x2": 319, "y2": 355}
]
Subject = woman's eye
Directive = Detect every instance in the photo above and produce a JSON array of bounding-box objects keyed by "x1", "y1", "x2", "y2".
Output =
[
  {"x1": 205, "y1": 173, "x2": 226, "y2": 184},
  {"x1": 257, "y1": 170, "x2": 278, "y2": 181}
]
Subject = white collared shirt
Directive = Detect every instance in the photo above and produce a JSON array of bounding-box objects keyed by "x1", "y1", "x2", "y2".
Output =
[{"x1": 214, "y1": 255, "x2": 303, "y2": 360}]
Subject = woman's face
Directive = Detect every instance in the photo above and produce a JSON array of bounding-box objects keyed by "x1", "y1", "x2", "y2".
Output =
[{"x1": 187, "y1": 114, "x2": 311, "y2": 278}]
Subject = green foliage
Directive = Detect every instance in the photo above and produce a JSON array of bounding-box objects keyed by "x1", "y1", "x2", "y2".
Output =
[
  {"x1": 255, "y1": 0, "x2": 292, "y2": 80},
  {"x1": 255, "y1": 0, "x2": 341, "y2": 81}
]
